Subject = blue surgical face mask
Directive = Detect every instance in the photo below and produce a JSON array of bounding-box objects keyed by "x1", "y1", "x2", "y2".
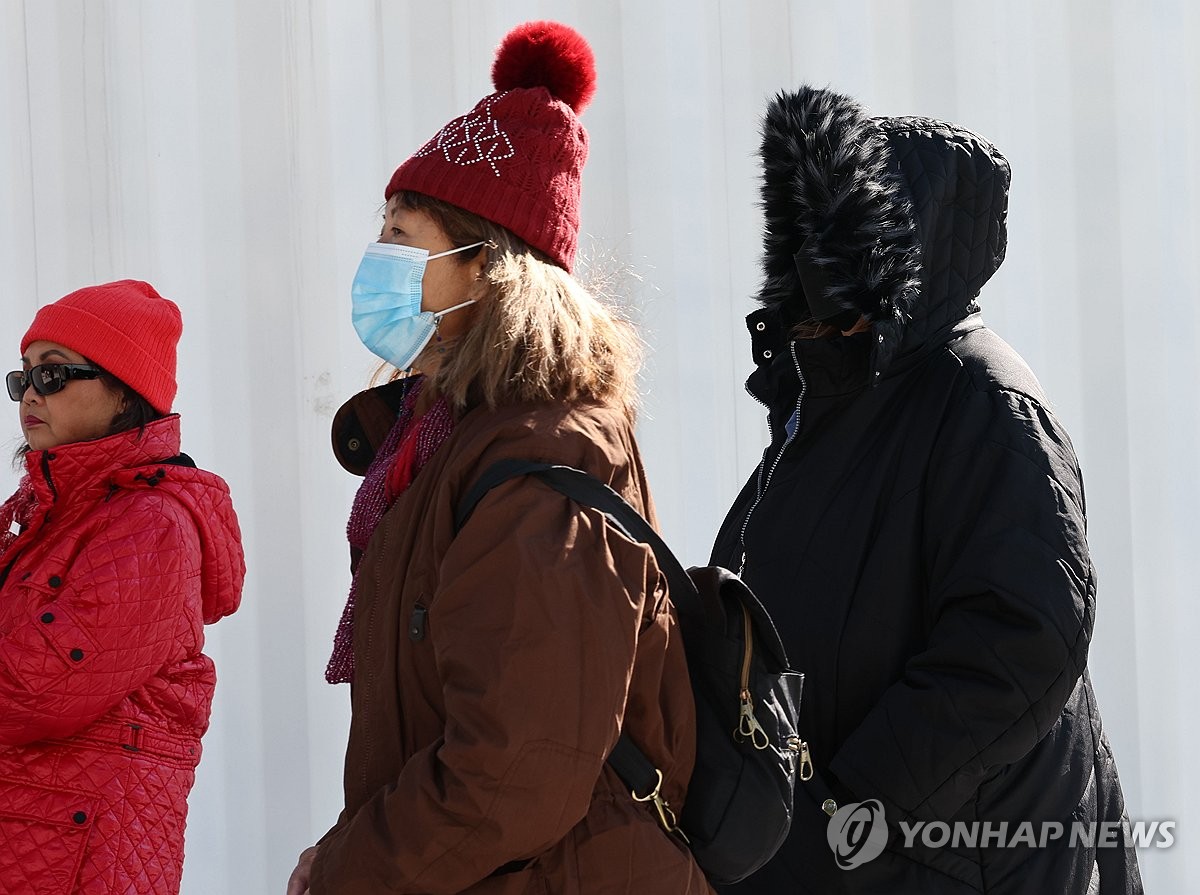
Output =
[{"x1": 350, "y1": 240, "x2": 486, "y2": 370}]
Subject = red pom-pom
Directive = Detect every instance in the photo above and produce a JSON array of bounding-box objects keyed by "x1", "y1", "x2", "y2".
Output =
[{"x1": 491, "y1": 21, "x2": 596, "y2": 113}]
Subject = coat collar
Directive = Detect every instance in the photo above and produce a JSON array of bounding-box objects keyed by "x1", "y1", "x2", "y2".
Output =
[
  {"x1": 331, "y1": 377, "x2": 420, "y2": 476},
  {"x1": 744, "y1": 306, "x2": 988, "y2": 413},
  {"x1": 745, "y1": 308, "x2": 870, "y2": 411},
  {"x1": 24, "y1": 415, "x2": 183, "y2": 508}
]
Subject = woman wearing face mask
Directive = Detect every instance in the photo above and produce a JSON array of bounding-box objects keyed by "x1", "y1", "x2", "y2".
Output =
[
  {"x1": 0, "y1": 280, "x2": 245, "y2": 894},
  {"x1": 286, "y1": 21, "x2": 711, "y2": 895}
]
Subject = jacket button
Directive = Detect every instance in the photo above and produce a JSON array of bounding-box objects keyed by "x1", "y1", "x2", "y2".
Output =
[
  {"x1": 69, "y1": 648, "x2": 85, "y2": 662},
  {"x1": 40, "y1": 612, "x2": 54, "y2": 624},
  {"x1": 762, "y1": 349, "x2": 773, "y2": 359},
  {"x1": 347, "y1": 438, "x2": 362, "y2": 452},
  {"x1": 822, "y1": 799, "x2": 838, "y2": 816},
  {"x1": 755, "y1": 321, "x2": 766, "y2": 331},
  {"x1": 72, "y1": 811, "x2": 87, "y2": 824},
  {"x1": 48, "y1": 575, "x2": 62, "y2": 587}
]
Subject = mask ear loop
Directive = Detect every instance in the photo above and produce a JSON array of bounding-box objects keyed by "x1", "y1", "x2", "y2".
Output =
[
  {"x1": 424, "y1": 240, "x2": 490, "y2": 354},
  {"x1": 431, "y1": 299, "x2": 477, "y2": 319},
  {"x1": 427, "y1": 240, "x2": 488, "y2": 260},
  {"x1": 429, "y1": 298, "x2": 478, "y2": 352}
]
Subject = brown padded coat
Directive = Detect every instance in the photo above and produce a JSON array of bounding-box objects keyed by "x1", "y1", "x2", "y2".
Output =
[{"x1": 311, "y1": 386, "x2": 712, "y2": 895}]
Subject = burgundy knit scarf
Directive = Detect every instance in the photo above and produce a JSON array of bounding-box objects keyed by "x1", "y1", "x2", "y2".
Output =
[{"x1": 325, "y1": 380, "x2": 455, "y2": 684}]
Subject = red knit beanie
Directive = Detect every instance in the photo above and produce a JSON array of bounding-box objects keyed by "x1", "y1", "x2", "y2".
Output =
[
  {"x1": 21, "y1": 280, "x2": 182, "y2": 414},
  {"x1": 385, "y1": 21, "x2": 596, "y2": 272}
]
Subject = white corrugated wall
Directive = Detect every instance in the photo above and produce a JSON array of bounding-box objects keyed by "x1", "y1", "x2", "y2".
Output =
[{"x1": 0, "y1": 1, "x2": 1194, "y2": 891}]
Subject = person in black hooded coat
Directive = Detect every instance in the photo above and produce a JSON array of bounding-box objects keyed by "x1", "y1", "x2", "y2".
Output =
[{"x1": 711, "y1": 85, "x2": 1143, "y2": 895}]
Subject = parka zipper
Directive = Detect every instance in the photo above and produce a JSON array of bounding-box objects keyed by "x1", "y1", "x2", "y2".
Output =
[
  {"x1": 738, "y1": 342, "x2": 807, "y2": 574},
  {"x1": 737, "y1": 343, "x2": 817, "y2": 781}
]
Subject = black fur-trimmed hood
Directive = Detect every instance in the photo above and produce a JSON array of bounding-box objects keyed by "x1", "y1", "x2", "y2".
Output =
[{"x1": 757, "y1": 85, "x2": 1011, "y2": 376}]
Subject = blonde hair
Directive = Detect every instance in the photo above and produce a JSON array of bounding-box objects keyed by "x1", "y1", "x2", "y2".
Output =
[{"x1": 392, "y1": 192, "x2": 642, "y2": 419}]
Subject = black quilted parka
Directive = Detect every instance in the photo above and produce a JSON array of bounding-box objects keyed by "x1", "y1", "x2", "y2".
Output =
[{"x1": 711, "y1": 86, "x2": 1142, "y2": 895}]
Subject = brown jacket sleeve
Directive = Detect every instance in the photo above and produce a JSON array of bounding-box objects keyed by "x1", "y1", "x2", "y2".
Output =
[{"x1": 310, "y1": 474, "x2": 657, "y2": 893}]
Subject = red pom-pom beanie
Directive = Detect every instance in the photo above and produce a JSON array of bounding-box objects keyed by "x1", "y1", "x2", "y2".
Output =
[
  {"x1": 21, "y1": 280, "x2": 182, "y2": 414},
  {"x1": 385, "y1": 21, "x2": 597, "y2": 272}
]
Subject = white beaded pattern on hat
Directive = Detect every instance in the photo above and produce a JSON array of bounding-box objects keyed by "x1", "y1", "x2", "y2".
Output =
[{"x1": 414, "y1": 93, "x2": 516, "y2": 177}]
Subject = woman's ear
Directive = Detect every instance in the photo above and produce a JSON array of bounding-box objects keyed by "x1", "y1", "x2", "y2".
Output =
[{"x1": 466, "y1": 246, "x2": 490, "y2": 301}]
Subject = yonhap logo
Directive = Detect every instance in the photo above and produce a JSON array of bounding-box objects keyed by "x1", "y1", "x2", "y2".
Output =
[{"x1": 827, "y1": 800, "x2": 889, "y2": 869}]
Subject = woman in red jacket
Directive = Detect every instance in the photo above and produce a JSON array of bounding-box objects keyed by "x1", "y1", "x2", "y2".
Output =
[{"x1": 0, "y1": 280, "x2": 245, "y2": 894}]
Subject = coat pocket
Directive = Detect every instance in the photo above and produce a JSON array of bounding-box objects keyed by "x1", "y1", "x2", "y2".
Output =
[
  {"x1": 0, "y1": 776, "x2": 97, "y2": 894},
  {"x1": 0, "y1": 599, "x2": 102, "y2": 695}
]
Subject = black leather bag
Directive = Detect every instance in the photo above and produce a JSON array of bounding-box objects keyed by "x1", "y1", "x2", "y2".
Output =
[{"x1": 456, "y1": 460, "x2": 805, "y2": 884}]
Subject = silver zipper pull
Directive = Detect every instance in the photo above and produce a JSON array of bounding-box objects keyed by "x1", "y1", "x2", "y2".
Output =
[
  {"x1": 798, "y1": 739, "x2": 814, "y2": 781},
  {"x1": 735, "y1": 689, "x2": 770, "y2": 750}
]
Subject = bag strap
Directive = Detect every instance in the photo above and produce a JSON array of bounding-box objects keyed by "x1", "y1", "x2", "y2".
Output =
[
  {"x1": 456, "y1": 459, "x2": 698, "y2": 608},
  {"x1": 455, "y1": 458, "x2": 692, "y2": 837}
]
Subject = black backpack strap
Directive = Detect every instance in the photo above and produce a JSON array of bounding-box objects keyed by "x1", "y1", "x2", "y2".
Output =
[
  {"x1": 455, "y1": 460, "x2": 698, "y2": 610},
  {"x1": 455, "y1": 458, "x2": 551, "y2": 532},
  {"x1": 455, "y1": 459, "x2": 694, "y2": 838},
  {"x1": 607, "y1": 733, "x2": 665, "y2": 798}
]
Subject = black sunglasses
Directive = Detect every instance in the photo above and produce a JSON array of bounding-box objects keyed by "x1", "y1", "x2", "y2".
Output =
[{"x1": 6, "y1": 364, "x2": 104, "y2": 401}]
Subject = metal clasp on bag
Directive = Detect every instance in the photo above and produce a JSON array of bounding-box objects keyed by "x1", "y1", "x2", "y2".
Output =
[{"x1": 631, "y1": 768, "x2": 689, "y2": 843}]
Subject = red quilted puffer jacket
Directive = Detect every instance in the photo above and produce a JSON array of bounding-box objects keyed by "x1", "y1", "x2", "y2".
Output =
[{"x1": 0, "y1": 415, "x2": 245, "y2": 894}]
